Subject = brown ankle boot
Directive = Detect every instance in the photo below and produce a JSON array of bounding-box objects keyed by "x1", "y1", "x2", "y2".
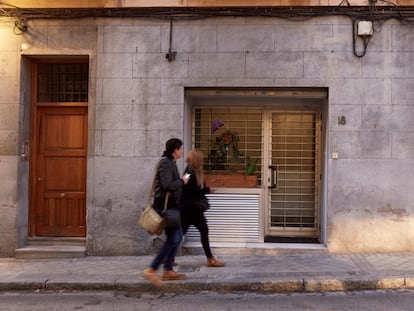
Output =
[
  {"x1": 162, "y1": 269, "x2": 186, "y2": 281},
  {"x1": 207, "y1": 256, "x2": 225, "y2": 267},
  {"x1": 143, "y1": 268, "x2": 163, "y2": 287}
]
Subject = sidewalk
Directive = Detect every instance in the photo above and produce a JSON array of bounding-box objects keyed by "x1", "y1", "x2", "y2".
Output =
[{"x1": 1, "y1": 252, "x2": 414, "y2": 293}]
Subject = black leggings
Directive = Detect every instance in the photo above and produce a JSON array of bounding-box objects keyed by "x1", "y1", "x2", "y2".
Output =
[{"x1": 181, "y1": 208, "x2": 212, "y2": 259}]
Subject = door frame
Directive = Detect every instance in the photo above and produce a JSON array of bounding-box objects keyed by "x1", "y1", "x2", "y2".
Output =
[
  {"x1": 185, "y1": 87, "x2": 328, "y2": 244},
  {"x1": 28, "y1": 58, "x2": 89, "y2": 237},
  {"x1": 263, "y1": 109, "x2": 322, "y2": 240}
]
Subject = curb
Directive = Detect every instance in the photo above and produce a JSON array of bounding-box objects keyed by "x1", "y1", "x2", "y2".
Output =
[{"x1": 0, "y1": 276, "x2": 413, "y2": 293}]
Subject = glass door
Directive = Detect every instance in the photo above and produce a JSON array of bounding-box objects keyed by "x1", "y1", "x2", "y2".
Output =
[{"x1": 265, "y1": 110, "x2": 321, "y2": 240}]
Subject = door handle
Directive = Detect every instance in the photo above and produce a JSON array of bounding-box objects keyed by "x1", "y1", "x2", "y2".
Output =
[{"x1": 268, "y1": 165, "x2": 278, "y2": 189}]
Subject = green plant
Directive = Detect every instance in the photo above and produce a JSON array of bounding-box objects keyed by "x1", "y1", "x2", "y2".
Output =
[
  {"x1": 245, "y1": 156, "x2": 259, "y2": 175},
  {"x1": 208, "y1": 129, "x2": 240, "y2": 171}
]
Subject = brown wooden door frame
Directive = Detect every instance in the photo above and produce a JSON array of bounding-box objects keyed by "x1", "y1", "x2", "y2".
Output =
[{"x1": 29, "y1": 58, "x2": 88, "y2": 237}]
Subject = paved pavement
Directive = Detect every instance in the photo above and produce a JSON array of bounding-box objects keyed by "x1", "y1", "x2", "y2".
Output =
[{"x1": 1, "y1": 252, "x2": 414, "y2": 293}]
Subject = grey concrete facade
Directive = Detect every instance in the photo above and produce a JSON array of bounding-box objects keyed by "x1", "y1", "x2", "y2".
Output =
[{"x1": 0, "y1": 14, "x2": 413, "y2": 257}]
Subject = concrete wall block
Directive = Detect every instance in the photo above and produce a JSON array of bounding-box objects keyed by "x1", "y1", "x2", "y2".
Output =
[
  {"x1": 0, "y1": 52, "x2": 18, "y2": 77},
  {"x1": 0, "y1": 77, "x2": 19, "y2": 103},
  {"x1": 273, "y1": 77, "x2": 330, "y2": 87},
  {"x1": 97, "y1": 53, "x2": 133, "y2": 78},
  {"x1": 364, "y1": 24, "x2": 392, "y2": 52},
  {"x1": 363, "y1": 52, "x2": 414, "y2": 79},
  {"x1": 392, "y1": 52, "x2": 414, "y2": 76},
  {"x1": 392, "y1": 24, "x2": 414, "y2": 52},
  {"x1": 217, "y1": 25, "x2": 274, "y2": 52},
  {"x1": 96, "y1": 105, "x2": 133, "y2": 130},
  {"x1": 392, "y1": 132, "x2": 414, "y2": 159},
  {"x1": 0, "y1": 207, "x2": 17, "y2": 232},
  {"x1": 216, "y1": 77, "x2": 274, "y2": 86},
  {"x1": 0, "y1": 233, "x2": 16, "y2": 257},
  {"x1": 362, "y1": 52, "x2": 389, "y2": 78},
  {"x1": 134, "y1": 130, "x2": 161, "y2": 157},
  {"x1": 103, "y1": 25, "x2": 160, "y2": 53},
  {"x1": 330, "y1": 131, "x2": 391, "y2": 159},
  {"x1": 391, "y1": 79, "x2": 414, "y2": 105},
  {"x1": 161, "y1": 24, "x2": 216, "y2": 53},
  {"x1": 22, "y1": 23, "x2": 48, "y2": 50},
  {"x1": 328, "y1": 159, "x2": 414, "y2": 215},
  {"x1": 93, "y1": 156, "x2": 144, "y2": 195},
  {"x1": 93, "y1": 130, "x2": 102, "y2": 155},
  {"x1": 0, "y1": 130, "x2": 18, "y2": 155},
  {"x1": 101, "y1": 78, "x2": 136, "y2": 104},
  {"x1": 90, "y1": 234, "x2": 142, "y2": 256},
  {"x1": 360, "y1": 105, "x2": 414, "y2": 132},
  {"x1": 276, "y1": 24, "x2": 349, "y2": 52},
  {"x1": 328, "y1": 214, "x2": 414, "y2": 253},
  {"x1": 388, "y1": 105, "x2": 414, "y2": 131},
  {"x1": 134, "y1": 52, "x2": 189, "y2": 78},
  {"x1": 329, "y1": 104, "x2": 361, "y2": 131},
  {"x1": 47, "y1": 25, "x2": 97, "y2": 50},
  {"x1": 95, "y1": 78, "x2": 103, "y2": 104},
  {"x1": 189, "y1": 52, "x2": 245, "y2": 77},
  {"x1": 101, "y1": 130, "x2": 135, "y2": 156},
  {"x1": 361, "y1": 105, "x2": 393, "y2": 131},
  {"x1": 0, "y1": 156, "x2": 17, "y2": 207},
  {"x1": 160, "y1": 77, "x2": 216, "y2": 104},
  {"x1": 246, "y1": 52, "x2": 303, "y2": 78},
  {"x1": 329, "y1": 78, "x2": 391, "y2": 106},
  {"x1": 0, "y1": 104, "x2": 19, "y2": 130},
  {"x1": 305, "y1": 52, "x2": 361, "y2": 78},
  {"x1": 133, "y1": 104, "x2": 182, "y2": 131},
  {"x1": 0, "y1": 23, "x2": 21, "y2": 51},
  {"x1": 134, "y1": 78, "x2": 162, "y2": 104},
  {"x1": 102, "y1": 78, "x2": 161, "y2": 105}
]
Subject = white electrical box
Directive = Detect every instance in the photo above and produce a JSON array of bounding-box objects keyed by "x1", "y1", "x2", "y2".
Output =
[{"x1": 358, "y1": 21, "x2": 373, "y2": 36}]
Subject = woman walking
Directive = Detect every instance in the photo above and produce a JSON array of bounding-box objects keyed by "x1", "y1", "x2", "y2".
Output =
[
  {"x1": 180, "y1": 150, "x2": 225, "y2": 268},
  {"x1": 143, "y1": 138, "x2": 190, "y2": 287}
]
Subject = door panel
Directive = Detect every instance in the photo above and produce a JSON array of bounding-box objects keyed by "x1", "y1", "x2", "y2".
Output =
[
  {"x1": 34, "y1": 107, "x2": 87, "y2": 236},
  {"x1": 266, "y1": 111, "x2": 320, "y2": 238}
]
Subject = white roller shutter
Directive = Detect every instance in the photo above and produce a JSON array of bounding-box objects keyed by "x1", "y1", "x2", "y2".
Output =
[{"x1": 186, "y1": 193, "x2": 260, "y2": 243}]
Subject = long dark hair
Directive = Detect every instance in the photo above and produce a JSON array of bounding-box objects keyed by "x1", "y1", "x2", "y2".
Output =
[{"x1": 163, "y1": 138, "x2": 183, "y2": 157}]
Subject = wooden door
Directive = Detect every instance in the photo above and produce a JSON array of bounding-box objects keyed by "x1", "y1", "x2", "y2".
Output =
[{"x1": 32, "y1": 106, "x2": 87, "y2": 236}]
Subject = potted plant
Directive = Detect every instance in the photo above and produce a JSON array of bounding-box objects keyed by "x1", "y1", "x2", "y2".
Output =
[
  {"x1": 205, "y1": 126, "x2": 258, "y2": 188},
  {"x1": 208, "y1": 129, "x2": 240, "y2": 171}
]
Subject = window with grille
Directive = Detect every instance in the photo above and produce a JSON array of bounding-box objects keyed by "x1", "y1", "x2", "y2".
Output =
[
  {"x1": 36, "y1": 62, "x2": 89, "y2": 102},
  {"x1": 193, "y1": 107, "x2": 263, "y2": 184}
]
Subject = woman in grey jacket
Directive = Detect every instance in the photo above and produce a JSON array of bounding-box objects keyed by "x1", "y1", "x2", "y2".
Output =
[{"x1": 143, "y1": 138, "x2": 190, "y2": 287}]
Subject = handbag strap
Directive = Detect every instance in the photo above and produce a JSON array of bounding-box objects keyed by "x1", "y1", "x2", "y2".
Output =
[
  {"x1": 148, "y1": 172, "x2": 157, "y2": 204},
  {"x1": 148, "y1": 158, "x2": 171, "y2": 210},
  {"x1": 163, "y1": 192, "x2": 170, "y2": 211},
  {"x1": 148, "y1": 157, "x2": 164, "y2": 204}
]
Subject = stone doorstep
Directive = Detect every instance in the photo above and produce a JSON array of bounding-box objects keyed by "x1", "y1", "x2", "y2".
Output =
[
  {"x1": 15, "y1": 245, "x2": 86, "y2": 259},
  {"x1": 15, "y1": 237, "x2": 86, "y2": 259}
]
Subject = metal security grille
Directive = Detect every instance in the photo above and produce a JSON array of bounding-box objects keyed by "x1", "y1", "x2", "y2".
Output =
[
  {"x1": 268, "y1": 111, "x2": 320, "y2": 236},
  {"x1": 193, "y1": 107, "x2": 263, "y2": 181},
  {"x1": 186, "y1": 193, "x2": 260, "y2": 243},
  {"x1": 36, "y1": 63, "x2": 89, "y2": 102}
]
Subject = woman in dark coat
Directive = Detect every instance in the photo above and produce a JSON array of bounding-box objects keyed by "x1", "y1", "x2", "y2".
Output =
[
  {"x1": 180, "y1": 150, "x2": 225, "y2": 268},
  {"x1": 143, "y1": 138, "x2": 190, "y2": 287}
]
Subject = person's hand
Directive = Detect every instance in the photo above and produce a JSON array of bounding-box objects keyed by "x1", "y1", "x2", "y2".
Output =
[{"x1": 182, "y1": 173, "x2": 190, "y2": 184}]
